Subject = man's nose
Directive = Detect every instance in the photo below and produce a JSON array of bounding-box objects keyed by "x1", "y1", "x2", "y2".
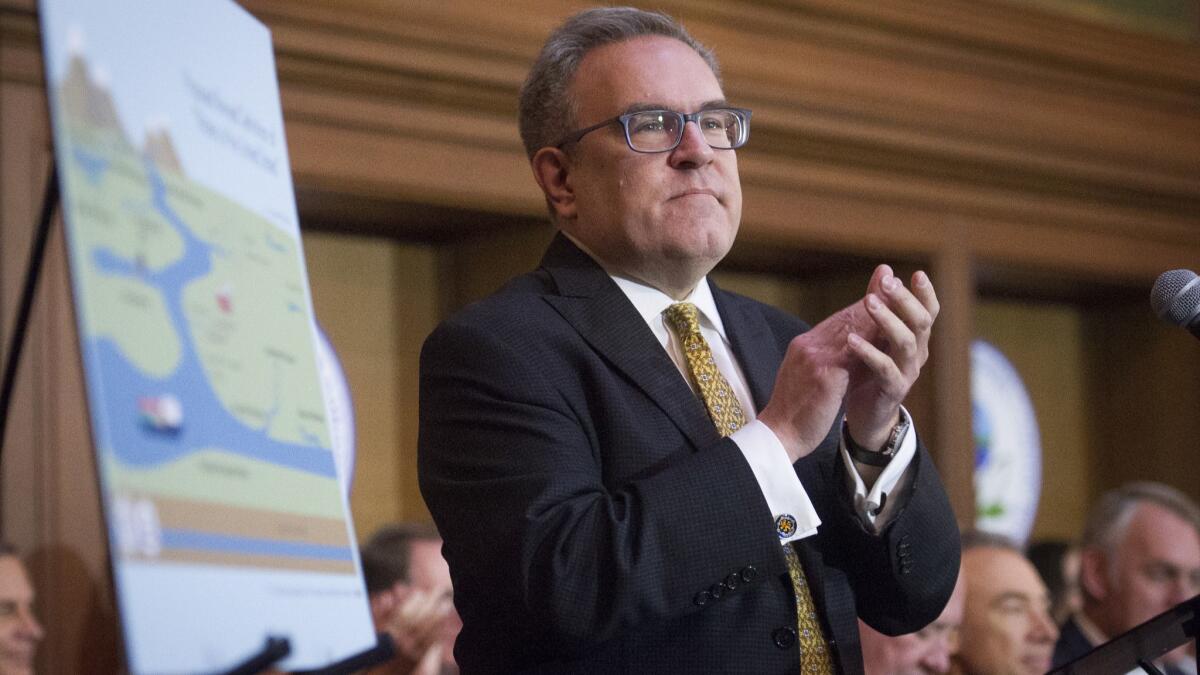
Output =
[
  {"x1": 668, "y1": 120, "x2": 715, "y2": 167},
  {"x1": 17, "y1": 607, "x2": 43, "y2": 641},
  {"x1": 1168, "y1": 573, "x2": 1198, "y2": 604},
  {"x1": 919, "y1": 648, "x2": 951, "y2": 674},
  {"x1": 1028, "y1": 608, "x2": 1059, "y2": 643}
]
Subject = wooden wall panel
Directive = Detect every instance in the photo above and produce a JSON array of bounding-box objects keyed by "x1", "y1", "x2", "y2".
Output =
[{"x1": 3, "y1": 0, "x2": 1200, "y2": 667}]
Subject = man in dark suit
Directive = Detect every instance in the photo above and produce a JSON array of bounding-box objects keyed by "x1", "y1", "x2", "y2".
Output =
[
  {"x1": 418, "y1": 7, "x2": 960, "y2": 673},
  {"x1": 1052, "y1": 482, "x2": 1200, "y2": 673}
]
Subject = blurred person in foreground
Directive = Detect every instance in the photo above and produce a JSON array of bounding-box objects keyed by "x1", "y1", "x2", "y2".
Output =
[
  {"x1": 417, "y1": 6, "x2": 959, "y2": 673},
  {"x1": 1026, "y1": 539, "x2": 1082, "y2": 625},
  {"x1": 1053, "y1": 482, "x2": 1200, "y2": 673},
  {"x1": 950, "y1": 532, "x2": 1057, "y2": 675},
  {"x1": 0, "y1": 543, "x2": 43, "y2": 675},
  {"x1": 360, "y1": 524, "x2": 460, "y2": 675},
  {"x1": 859, "y1": 563, "x2": 966, "y2": 674}
]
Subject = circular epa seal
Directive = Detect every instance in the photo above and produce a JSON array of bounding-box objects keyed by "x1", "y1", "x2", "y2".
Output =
[{"x1": 971, "y1": 340, "x2": 1041, "y2": 545}]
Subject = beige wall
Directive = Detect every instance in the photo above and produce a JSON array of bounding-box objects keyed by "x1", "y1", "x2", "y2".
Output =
[
  {"x1": 976, "y1": 300, "x2": 1092, "y2": 541},
  {"x1": 303, "y1": 233, "x2": 441, "y2": 535}
]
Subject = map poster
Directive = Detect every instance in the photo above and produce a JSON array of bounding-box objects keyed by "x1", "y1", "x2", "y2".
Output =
[{"x1": 38, "y1": 0, "x2": 376, "y2": 671}]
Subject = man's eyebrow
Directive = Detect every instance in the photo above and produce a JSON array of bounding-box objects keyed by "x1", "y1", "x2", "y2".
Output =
[{"x1": 988, "y1": 591, "x2": 1032, "y2": 606}]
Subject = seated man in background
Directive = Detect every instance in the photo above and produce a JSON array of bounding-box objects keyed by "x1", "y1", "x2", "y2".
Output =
[
  {"x1": 859, "y1": 564, "x2": 966, "y2": 674},
  {"x1": 950, "y1": 532, "x2": 1058, "y2": 675},
  {"x1": 0, "y1": 542, "x2": 43, "y2": 675},
  {"x1": 1054, "y1": 482, "x2": 1200, "y2": 673},
  {"x1": 360, "y1": 524, "x2": 460, "y2": 675}
]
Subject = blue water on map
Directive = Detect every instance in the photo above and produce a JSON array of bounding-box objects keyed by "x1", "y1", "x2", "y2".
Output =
[
  {"x1": 73, "y1": 145, "x2": 110, "y2": 184},
  {"x1": 161, "y1": 529, "x2": 354, "y2": 561},
  {"x1": 77, "y1": 152, "x2": 337, "y2": 479}
]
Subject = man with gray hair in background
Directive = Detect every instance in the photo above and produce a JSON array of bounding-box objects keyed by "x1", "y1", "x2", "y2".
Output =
[
  {"x1": 950, "y1": 531, "x2": 1058, "y2": 675},
  {"x1": 418, "y1": 6, "x2": 959, "y2": 673},
  {"x1": 1052, "y1": 482, "x2": 1200, "y2": 673}
]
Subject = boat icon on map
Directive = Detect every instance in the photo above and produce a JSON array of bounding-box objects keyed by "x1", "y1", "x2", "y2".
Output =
[{"x1": 138, "y1": 394, "x2": 183, "y2": 434}]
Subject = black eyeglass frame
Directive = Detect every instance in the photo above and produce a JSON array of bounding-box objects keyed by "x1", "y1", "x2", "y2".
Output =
[{"x1": 553, "y1": 107, "x2": 753, "y2": 153}]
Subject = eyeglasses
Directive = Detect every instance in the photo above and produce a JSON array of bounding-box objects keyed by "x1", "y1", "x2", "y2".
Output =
[{"x1": 554, "y1": 107, "x2": 752, "y2": 153}]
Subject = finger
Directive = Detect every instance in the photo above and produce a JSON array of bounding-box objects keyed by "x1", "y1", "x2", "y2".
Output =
[
  {"x1": 878, "y1": 276, "x2": 933, "y2": 357},
  {"x1": 863, "y1": 294, "x2": 918, "y2": 371},
  {"x1": 911, "y1": 270, "x2": 940, "y2": 321},
  {"x1": 866, "y1": 263, "x2": 894, "y2": 298},
  {"x1": 847, "y1": 332, "x2": 906, "y2": 398}
]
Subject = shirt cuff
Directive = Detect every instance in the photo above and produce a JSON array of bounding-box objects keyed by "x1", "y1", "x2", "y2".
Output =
[
  {"x1": 840, "y1": 405, "x2": 918, "y2": 530},
  {"x1": 730, "y1": 420, "x2": 821, "y2": 544}
]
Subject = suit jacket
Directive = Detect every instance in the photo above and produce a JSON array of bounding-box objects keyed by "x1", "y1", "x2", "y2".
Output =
[
  {"x1": 418, "y1": 234, "x2": 960, "y2": 674},
  {"x1": 1053, "y1": 616, "x2": 1094, "y2": 668}
]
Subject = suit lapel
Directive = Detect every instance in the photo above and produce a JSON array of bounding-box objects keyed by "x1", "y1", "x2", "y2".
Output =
[
  {"x1": 710, "y1": 279, "x2": 783, "y2": 413},
  {"x1": 539, "y1": 235, "x2": 719, "y2": 451}
]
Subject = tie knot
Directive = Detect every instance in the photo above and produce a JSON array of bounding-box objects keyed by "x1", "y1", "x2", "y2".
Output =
[{"x1": 664, "y1": 302, "x2": 702, "y2": 338}]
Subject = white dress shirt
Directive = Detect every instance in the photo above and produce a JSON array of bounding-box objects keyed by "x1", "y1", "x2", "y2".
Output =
[{"x1": 607, "y1": 272, "x2": 917, "y2": 542}]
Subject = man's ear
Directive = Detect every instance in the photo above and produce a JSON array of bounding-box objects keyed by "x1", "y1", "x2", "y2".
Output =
[
  {"x1": 530, "y1": 147, "x2": 577, "y2": 221},
  {"x1": 1078, "y1": 548, "x2": 1110, "y2": 602}
]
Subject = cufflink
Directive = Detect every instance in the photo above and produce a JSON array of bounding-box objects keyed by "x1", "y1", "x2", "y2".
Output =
[{"x1": 775, "y1": 514, "x2": 797, "y2": 539}]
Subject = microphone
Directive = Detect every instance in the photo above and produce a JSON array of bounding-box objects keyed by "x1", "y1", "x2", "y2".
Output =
[{"x1": 1150, "y1": 269, "x2": 1200, "y2": 338}]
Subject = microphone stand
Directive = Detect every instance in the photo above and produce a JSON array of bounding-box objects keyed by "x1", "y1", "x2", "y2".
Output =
[{"x1": 219, "y1": 632, "x2": 394, "y2": 675}]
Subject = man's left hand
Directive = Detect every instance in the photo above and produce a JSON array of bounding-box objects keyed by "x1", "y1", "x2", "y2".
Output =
[{"x1": 843, "y1": 264, "x2": 939, "y2": 450}]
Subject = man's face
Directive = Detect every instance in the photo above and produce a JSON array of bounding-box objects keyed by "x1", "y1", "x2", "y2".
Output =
[
  {"x1": 557, "y1": 35, "x2": 742, "y2": 296},
  {"x1": 955, "y1": 547, "x2": 1057, "y2": 675},
  {"x1": 1087, "y1": 502, "x2": 1200, "y2": 640},
  {"x1": 861, "y1": 570, "x2": 965, "y2": 675},
  {"x1": 0, "y1": 556, "x2": 42, "y2": 675}
]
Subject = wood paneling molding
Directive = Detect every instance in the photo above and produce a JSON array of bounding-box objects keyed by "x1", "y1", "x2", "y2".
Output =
[{"x1": 6, "y1": 0, "x2": 1198, "y2": 281}]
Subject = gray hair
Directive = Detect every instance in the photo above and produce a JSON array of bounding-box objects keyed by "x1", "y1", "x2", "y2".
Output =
[
  {"x1": 517, "y1": 6, "x2": 721, "y2": 160},
  {"x1": 1081, "y1": 481, "x2": 1200, "y2": 555}
]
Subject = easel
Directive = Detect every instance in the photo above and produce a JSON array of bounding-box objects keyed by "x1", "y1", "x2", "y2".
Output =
[{"x1": 1, "y1": 162, "x2": 397, "y2": 674}]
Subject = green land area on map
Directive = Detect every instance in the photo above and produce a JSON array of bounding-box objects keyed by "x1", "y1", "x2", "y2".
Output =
[
  {"x1": 57, "y1": 51, "x2": 345, "y2": 529},
  {"x1": 63, "y1": 121, "x2": 332, "y2": 452}
]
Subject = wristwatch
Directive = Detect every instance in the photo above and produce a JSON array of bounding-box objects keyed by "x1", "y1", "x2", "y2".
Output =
[{"x1": 843, "y1": 408, "x2": 910, "y2": 467}]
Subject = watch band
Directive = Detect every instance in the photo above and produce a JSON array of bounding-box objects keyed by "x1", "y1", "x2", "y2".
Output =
[{"x1": 843, "y1": 409, "x2": 910, "y2": 467}]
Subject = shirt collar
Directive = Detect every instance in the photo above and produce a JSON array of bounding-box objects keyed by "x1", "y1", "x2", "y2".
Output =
[
  {"x1": 610, "y1": 274, "x2": 728, "y2": 341},
  {"x1": 560, "y1": 229, "x2": 728, "y2": 339},
  {"x1": 1072, "y1": 611, "x2": 1110, "y2": 647}
]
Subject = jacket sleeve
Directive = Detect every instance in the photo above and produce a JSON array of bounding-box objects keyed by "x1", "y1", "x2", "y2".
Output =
[
  {"x1": 826, "y1": 435, "x2": 962, "y2": 636},
  {"x1": 417, "y1": 316, "x2": 790, "y2": 660}
]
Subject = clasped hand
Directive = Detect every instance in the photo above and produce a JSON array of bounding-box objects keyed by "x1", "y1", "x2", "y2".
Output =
[{"x1": 758, "y1": 264, "x2": 939, "y2": 463}]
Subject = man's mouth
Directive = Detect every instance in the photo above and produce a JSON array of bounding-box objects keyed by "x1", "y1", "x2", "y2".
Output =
[{"x1": 671, "y1": 188, "x2": 720, "y2": 202}]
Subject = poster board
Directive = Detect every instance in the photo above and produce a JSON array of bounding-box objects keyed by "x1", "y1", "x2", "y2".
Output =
[{"x1": 38, "y1": 0, "x2": 376, "y2": 671}]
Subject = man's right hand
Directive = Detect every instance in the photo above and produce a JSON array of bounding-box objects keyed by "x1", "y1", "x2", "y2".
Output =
[
  {"x1": 756, "y1": 289, "x2": 883, "y2": 464},
  {"x1": 369, "y1": 585, "x2": 456, "y2": 675}
]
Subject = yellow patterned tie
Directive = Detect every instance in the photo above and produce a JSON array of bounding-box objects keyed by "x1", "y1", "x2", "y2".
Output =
[
  {"x1": 664, "y1": 302, "x2": 745, "y2": 435},
  {"x1": 783, "y1": 546, "x2": 835, "y2": 673},
  {"x1": 664, "y1": 302, "x2": 834, "y2": 674}
]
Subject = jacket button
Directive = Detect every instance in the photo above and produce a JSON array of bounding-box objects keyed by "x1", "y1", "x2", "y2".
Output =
[
  {"x1": 723, "y1": 573, "x2": 740, "y2": 590},
  {"x1": 709, "y1": 583, "x2": 724, "y2": 599},
  {"x1": 693, "y1": 590, "x2": 712, "y2": 607},
  {"x1": 740, "y1": 566, "x2": 758, "y2": 583},
  {"x1": 772, "y1": 626, "x2": 797, "y2": 649}
]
